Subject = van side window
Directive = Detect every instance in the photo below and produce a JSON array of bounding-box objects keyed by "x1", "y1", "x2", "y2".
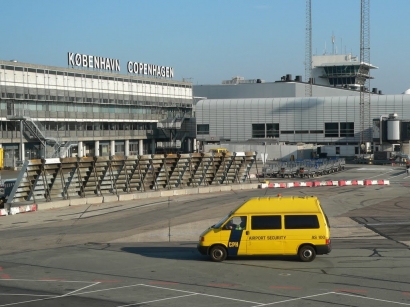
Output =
[
  {"x1": 251, "y1": 216, "x2": 281, "y2": 230},
  {"x1": 285, "y1": 215, "x2": 319, "y2": 229}
]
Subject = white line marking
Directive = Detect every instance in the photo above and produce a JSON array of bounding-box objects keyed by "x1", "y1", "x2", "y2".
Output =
[
  {"x1": 0, "y1": 294, "x2": 53, "y2": 297},
  {"x1": 0, "y1": 282, "x2": 137, "y2": 306},
  {"x1": 0, "y1": 279, "x2": 94, "y2": 283},
  {"x1": 249, "y1": 292, "x2": 333, "y2": 306},
  {"x1": 334, "y1": 291, "x2": 410, "y2": 306},
  {"x1": 61, "y1": 282, "x2": 100, "y2": 297},
  {"x1": 117, "y1": 293, "x2": 198, "y2": 307},
  {"x1": 140, "y1": 284, "x2": 261, "y2": 304}
]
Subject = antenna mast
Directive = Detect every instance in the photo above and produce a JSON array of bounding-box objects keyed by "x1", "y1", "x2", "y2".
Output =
[
  {"x1": 359, "y1": 0, "x2": 371, "y2": 151},
  {"x1": 305, "y1": 0, "x2": 312, "y2": 97}
]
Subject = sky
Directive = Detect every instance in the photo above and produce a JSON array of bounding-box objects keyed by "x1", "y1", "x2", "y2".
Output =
[{"x1": 0, "y1": 0, "x2": 409, "y2": 95}]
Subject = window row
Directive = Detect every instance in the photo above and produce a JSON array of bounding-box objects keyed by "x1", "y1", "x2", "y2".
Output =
[
  {"x1": 0, "y1": 65, "x2": 191, "y2": 88},
  {"x1": 1, "y1": 93, "x2": 191, "y2": 106},
  {"x1": 2, "y1": 101, "x2": 192, "y2": 118},
  {"x1": 197, "y1": 123, "x2": 354, "y2": 138},
  {"x1": 0, "y1": 121, "x2": 152, "y2": 132},
  {"x1": 227, "y1": 215, "x2": 320, "y2": 230}
]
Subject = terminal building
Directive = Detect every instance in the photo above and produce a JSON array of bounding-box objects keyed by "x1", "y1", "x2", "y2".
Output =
[
  {"x1": 194, "y1": 54, "x2": 410, "y2": 157},
  {"x1": 0, "y1": 54, "x2": 195, "y2": 167}
]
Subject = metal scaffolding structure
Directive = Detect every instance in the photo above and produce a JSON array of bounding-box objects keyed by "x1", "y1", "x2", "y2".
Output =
[{"x1": 6, "y1": 152, "x2": 257, "y2": 204}]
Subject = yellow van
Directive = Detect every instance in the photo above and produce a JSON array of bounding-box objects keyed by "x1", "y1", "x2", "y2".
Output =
[
  {"x1": 197, "y1": 196, "x2": 331, "y2": 262},
  {"x1": 209, "y1": 148, "x2": 228, "y2": 154}
]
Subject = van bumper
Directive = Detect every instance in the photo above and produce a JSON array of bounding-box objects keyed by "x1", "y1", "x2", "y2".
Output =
[
  {"x1": 197, "y1": 244, "x2": 208, "y2": 255},
  {"x1": 316, "y1": 244, "x2": 332, "y2": 255}
]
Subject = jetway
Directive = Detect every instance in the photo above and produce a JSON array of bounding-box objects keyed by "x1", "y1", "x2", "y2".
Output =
[{"x1": 6, "y1": 152, "x2": 256, "y2": 205}]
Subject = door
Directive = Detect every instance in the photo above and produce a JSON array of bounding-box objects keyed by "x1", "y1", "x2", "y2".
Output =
[
  {"x1": 221, "y1": 216, "x2": 248, "y2": 256},
  {"x1": 246, "y1": 215, "x2": 284, "y2": 255}
]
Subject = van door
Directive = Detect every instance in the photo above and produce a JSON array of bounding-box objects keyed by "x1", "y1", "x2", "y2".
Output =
[
  {"x1": 246, "y1": 215, "x2": 284, "y2": 255},
  {"x1": 221, "y1": 216, "x2": 248, "y2": 256},
  {"x1": 282, "y1": 214, "x2": 321, "y2": 254}
]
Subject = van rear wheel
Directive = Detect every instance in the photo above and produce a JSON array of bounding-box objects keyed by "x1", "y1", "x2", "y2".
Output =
[
  {"x1": 210, "y1": 245, "x2": 227, "y2": 262},
  {"x1": 298, "y1": 245, "x2": 316, "y2": 262}
]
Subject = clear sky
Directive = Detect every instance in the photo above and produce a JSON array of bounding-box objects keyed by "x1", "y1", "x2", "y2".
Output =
[{"x1": 0, "y1": 0, "x2": 409, "y2": 94}]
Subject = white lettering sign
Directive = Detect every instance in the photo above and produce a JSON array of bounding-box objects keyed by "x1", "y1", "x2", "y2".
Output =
[
  {"x1": 68, "y1": 52, "x2": 120, "y2": 72},
  {"x1": 68, "y1": 52, "x2": 174, "y2": 78}
]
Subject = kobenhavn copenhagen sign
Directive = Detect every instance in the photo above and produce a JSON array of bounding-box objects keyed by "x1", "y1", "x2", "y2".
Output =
[{"x1": 67, "y1": 52, "x2": 174, "y2": 78}]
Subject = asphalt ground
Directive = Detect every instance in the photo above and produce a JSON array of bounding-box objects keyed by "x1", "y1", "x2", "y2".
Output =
[{"x1": 0, "y1": 164, "x2": 409, "y2": 306}]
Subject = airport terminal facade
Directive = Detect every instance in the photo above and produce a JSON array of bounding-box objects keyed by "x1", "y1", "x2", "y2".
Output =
[
  {"x1": 0, "y1": 54, "x2": 195, "y2": 167},
  {"x1": 194, "y1": 54, "x2": 410, "y2": 157},
  {"x1": 195, "y1": 93, "x2": 410, "y2": 157}
]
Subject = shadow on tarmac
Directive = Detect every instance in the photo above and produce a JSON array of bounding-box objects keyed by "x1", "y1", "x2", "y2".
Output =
[{"x1": 120, "y1": 244, "x2": 303, "y2": 262}]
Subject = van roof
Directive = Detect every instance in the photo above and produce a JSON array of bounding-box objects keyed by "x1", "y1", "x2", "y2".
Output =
[{"x1": 234, "y1": 196, "x2": 322, "y2": 214}]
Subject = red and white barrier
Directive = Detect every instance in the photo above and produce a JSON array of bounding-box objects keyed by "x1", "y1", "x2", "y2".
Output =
[
  {"x1": 260, "y1": 179, "x2": 390, "y2": 189},
  {"x1": 0, "y1": 209, "x2": 8, "y2": 216},
  {"x1": 8, "y1": 204, "x2": 37, "y2": 216}
]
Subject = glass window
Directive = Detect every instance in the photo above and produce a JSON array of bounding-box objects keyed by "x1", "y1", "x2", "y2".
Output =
[
  {"x1": 197, "y1": 124, "x2": 209, "y2": 135},
  {"x1": 224, "y1": 216, "x2": 247, "y2": 230},
  {"x1": 251, "y1": 216, "x2": 281, "y2": 230},
  {"x1": 266, "y1": 123, "x2": 279, "y2": 137},
  {"x1": 325, "y1": 123, "x2": 339, "y2": 137},
  {"x1": 285, "y1": 215, "x2": 319, "y2": 229},
  {"x1": 252, "y1": 124, "x2": 265, "y2": 138},
  {"x1": 340, "y1": 122, "x2": 354, "y2": 137}
]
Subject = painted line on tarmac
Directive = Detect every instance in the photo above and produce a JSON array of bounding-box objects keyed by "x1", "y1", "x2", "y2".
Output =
[
  {"x1": 0, "y1": 278, "x2": 96, "y2": 283},
  {"x1": 60, "y1": 282, "x2": 100, "y2": 297},
  {"x1": 141, "y1": 284, "x2": 261, "y2": 304},
  {"x1": 334, "y1": 289, "x2": 367, "y2": 293},
  {"x1": 0, "y1": 294, "x2": 53, "y2": 297},
  {"x1": 334, "y1": 291, "x2": 410, "y2": 306},
  {"x1": 249, "y1": 291, "x2": 334, "y2": 306},
  {"x1": 149, "y1": 281, "x2": 179, "y2": 285},
  {"x1": 117, "y1": 293, "x2": 198, "y2": 307},
  {"x1": 0, "y1": 283, "x2": 145, "y2": 307}
]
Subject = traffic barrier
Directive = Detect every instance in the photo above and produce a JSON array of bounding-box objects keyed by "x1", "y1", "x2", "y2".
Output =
[
  {"x1": 0, "y1": 209, "x2": 7, "y2": 216},
  {"x1": 9, "y1": 204, "x2": 37, "y2": 215},
  {"x1": 258, "y1": 179, "x2": 390, "y2": 189}
]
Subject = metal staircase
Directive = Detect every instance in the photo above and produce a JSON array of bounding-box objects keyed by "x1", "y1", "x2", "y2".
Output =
[{"x1": 157, "y1": 115, "x2": 187, "y2": 149}]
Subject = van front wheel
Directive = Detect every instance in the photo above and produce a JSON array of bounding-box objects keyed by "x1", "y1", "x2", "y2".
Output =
[
  {"x1": 210, "y1": 245, "x2": 227, "y2": 262},
  {"x1": 298, "y1": 245, "x2": 316, "y2": 262}
]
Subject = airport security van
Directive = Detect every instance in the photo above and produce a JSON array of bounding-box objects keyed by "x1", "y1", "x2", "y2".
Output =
[{"x1": 197, "y1": 196, "x2": 331, "y2": 262}]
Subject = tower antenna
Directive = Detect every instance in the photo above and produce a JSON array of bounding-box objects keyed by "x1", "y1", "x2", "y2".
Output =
[
  {"x1": 359, "y1": 0, "x2": 371, "y2": 152},
  {"x1": 304, "y1": 0, "x2": 312, "y2": 97}
]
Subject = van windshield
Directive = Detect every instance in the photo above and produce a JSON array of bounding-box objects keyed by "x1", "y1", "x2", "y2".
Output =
[{"x1": 213, "y1": 213, "x2": 232, "y2": 229}]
